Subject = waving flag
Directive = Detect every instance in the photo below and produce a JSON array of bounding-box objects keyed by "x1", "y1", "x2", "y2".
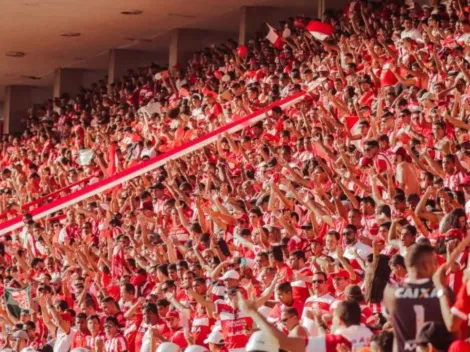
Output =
[
  {"x1": 307, "y1": 20, "x2": 334, "y2": 41},
  {"x1": 4, "y1": 285, "x2": 32, "y2": 318},
  {"x1": 266, "y1": 24, "x2": 283, "y2": 49},
  {"x1": 380, "y1": 61, "x2": 398, "y2": 87}
]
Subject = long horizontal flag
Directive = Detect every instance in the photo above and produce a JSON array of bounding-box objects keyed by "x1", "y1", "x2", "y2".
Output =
[{"x1": 0, "y1": 92, "x2": 307, "y2": 236}]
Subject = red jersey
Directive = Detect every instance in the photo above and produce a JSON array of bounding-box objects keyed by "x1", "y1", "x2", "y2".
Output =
[
  {"x1": 104, "y1": 333, "x2": 127, "y2": 352},
  {"x1": 291, "y1": 267, "x2": 313, "y2": 302},
  {"x1": 71, "y1": 329, "x2": 90, "y2": 349},
  {"x1": 168, "y1": 329, "x2": 188, "y2": 349},
  {"x1": 215, "y1": 300, "x2": 253, "y2": 350},
  {"x1": 190, "y1": 315, "x2": 213, "y2": 346}
]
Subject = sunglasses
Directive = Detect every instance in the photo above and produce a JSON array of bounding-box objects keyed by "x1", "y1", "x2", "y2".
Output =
[{"x1": 312, "y1": 280, "x2": 325, "y2": 284}]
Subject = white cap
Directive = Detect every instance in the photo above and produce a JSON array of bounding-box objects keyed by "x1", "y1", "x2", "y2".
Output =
[
  {"x1": 246, "y1": 331, "x2": 280, "y2": 352},
  {"x1": 221, "y1": 270, "x2": 240, "y2": 281},
  {"x1": 21, "y1": 348, "x2": 39, "y2": 352},
  {"x1": 156, "y1": 342, "x2": 180, "y2": 352},
  {"x1": 184, "y1": 346, "x2": 208, "y2": 352},
  {"x1": 204, "y1": 327, "x2": 224, "y2": 344}
]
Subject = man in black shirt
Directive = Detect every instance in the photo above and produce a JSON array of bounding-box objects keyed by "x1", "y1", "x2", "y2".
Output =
[{"x1": 384, "y1": 244, "x2": 446, "y2": 352}]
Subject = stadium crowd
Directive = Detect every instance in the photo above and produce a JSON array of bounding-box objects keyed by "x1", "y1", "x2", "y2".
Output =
[{"x1": 1, "y1": 0, "x2": 470, "y2": 351}]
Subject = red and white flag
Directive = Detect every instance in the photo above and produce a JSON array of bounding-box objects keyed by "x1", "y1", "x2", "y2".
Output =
[
  {"x1": 306, "y1": 20, "x2": 334, "y2": 41},
  {"x1": 344, "y1": 115, "x2": 361, "y2": 135},
  {"x1": 266, "y1": 23, "x2": 283, "y2": 49},
  {"x1": 380, "y1": 61, "x2": 398, "y2": 87}
]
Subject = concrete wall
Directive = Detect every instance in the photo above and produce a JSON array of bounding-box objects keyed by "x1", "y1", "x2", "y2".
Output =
[
  {"x1": 53, "y1": 68, "x2": 85, "y2": 98},
  {"x1": 108, "y1": 49, "x2": 167, "y2": 85},
  {"x1": 169, "y1": 29, "x2": 237, "y2": 67}
]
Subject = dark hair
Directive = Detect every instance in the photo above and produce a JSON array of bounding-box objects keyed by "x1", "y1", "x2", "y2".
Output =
[
  {"x1": 105, "y1": 316, "x2": 119, "y2": 327},
  {"x1": 313, "y1": 271, "x2": 328, "y2": 281},
  {"x1": 402, "y1": 224, "x2": 417, "y2": 237},
  {"x1": 269, "y1": 245, "x2": 284, "y2": 263},
  {"x1": 289, "y1": 250, "x2": 306, "y2": 261},
  {"x1": 143, "y1": 303, "x2": 158, "y2": 315},
  {"x1": 364, "y1": 255, "x2": 391, "y2": 304},
  {"x1": 440, "y1": 208, "x2": 466, "y2": 233},
  {"x1": 326, "y1": 230, "x2": 340, "y2": 240},
  {"x1": 405, "y1": 244, "x2": 435, "y2": 269},
  {"x1": 379, "y1": 222, "x2": 392, "y2": 231},
  {"x1": 122, "y1": 283, "x2": 135, "y2": 295},
  {"x1": 87, "y1": 314, "x2": 100, "y2": 323},
  {"x1": 276, "y1": 282, "x2": 292, "y2": 294},
  {"x1": 335, "y1": 300, "x2": 361, "y2": 326},
  {"x1": 282, "y1": 306, "x2": 299, "y2": 318},
  {"x1": 389, "y1": 254, "x2": 406, "y2": 268},
  {"x1": 376, "y1": 204, "x2": 391, "y2": 218},
  {"x1": 371, "y1": 331, "x2": 394, "y2": 352}
]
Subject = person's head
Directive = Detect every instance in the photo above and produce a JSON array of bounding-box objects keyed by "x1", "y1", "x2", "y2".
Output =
[
  {"x1": 439, "y1": 207, "x2": 467, "y2": 233},
  {"x1": 165, "y1": 310, "x2": 180, "y2": 330},
  {"x1": 104, "y1": 316, "x2": 120, "y2": 338},
  {"x1": 347, "y1": 209, "x2": 362, "y2": 227},
  {"x1": 12, "y1": 329, "x2": 28, "y2": 350},
  {"x1": 255, "y1": 252, "x2": 270, "y2": 269},
  {"x1": 287, "y1": 250, "x2": 306, "y2": 270},
  {"x1": 101, "y1": 296, "x2": 119, "y2": 315},
  {"x1": 120, "y1": 283, "x2": 135, "y2": 302},
  {"x1": 442, "y1": 154, "x2": 457, "y2": 174},
  {"x1": 370, "y1": 331, "x2": 394, "y2": 352},
  {"x1": 75, "y1": 312, "x2": 88, "y2": 332},
  {"x1": 343, "y1": 225, "x2": 358, "y2": 246},
  {"x1": 312, "y1": 272, "x2": 328, "y2": 296},
  {"x1": 360, "y1": 196, "x2": 376, "y2": 216},
  {"x1": 280, "y1": 306, "x2": 300, "y2": 331},
  {"x1": 87, "y1": 314, "x2": 101, "y2": 335},
  {"x1": 81, "y1": 298, "x2": 97, "y2": 316},
  {"x1": 332, "y1": 270, "x2": 350, "y2": 294},
  {"x1": 156, "y1": 299, "x2": 171, "y2": 317},
  {"x1": 389, "y1": 254, "x2": 406, "y2": 279},
  {"x1": 325, "y1": 231, "x2": 340, "y2": 251},
  {"x1": 23, "y1": 320, "x2": 36, "y2": 340},
  {"x1": 204, "y1": 327, "x2": 225, "y2": 351},
  {"x1": 275, "y1": 282, "x2": 293, "y2": 306},
  {"x1": 221, "y1": 270, "x2": 240, "y2": 289},
  {"x1": 332, "y1": 300, "x2": 361, "y2": 332},
  {"x1": 191, "y1": 277, "x2": 207, "y2": 296},
  {"x1": 364, "y1": 140, "x2": 380, "y2": 159},
  {"x1": 416, "y1": 321, "x2": 454, "y2": 352},
  {"x1": 400, "y1": 224, "x2": 417, "y2": 248},
  {"x1": 405, "y1": 244, "x2": 438, "y2": 279},
  {"x1": 392, "y1": 193, "x2": 407, "y2": 213},
  {"x1": 143, "y1": 303, "x2": 159, "y2": 325}
]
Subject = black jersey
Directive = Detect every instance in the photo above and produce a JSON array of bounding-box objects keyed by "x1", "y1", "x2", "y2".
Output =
[{"x1": 383, "y1": 278, "x2": 446, "y2": 352}]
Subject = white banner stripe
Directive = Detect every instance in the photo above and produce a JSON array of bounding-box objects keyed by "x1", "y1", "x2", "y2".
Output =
[{"x1": 0, "y1": 93, "x2": 306, "y2": 236}]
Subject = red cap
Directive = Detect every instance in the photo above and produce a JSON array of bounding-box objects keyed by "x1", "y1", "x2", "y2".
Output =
[
  {"x1": 331, "y1": 269, "x2": 350, "y2": 279},
  {"x1": 165, "y1": 311, "x2": 180, "y2": 320}
]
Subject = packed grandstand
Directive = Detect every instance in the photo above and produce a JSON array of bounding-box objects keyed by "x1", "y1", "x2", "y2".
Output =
[{"x1": 1, "y1": 0, "x2": 470, "y2": 351}]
